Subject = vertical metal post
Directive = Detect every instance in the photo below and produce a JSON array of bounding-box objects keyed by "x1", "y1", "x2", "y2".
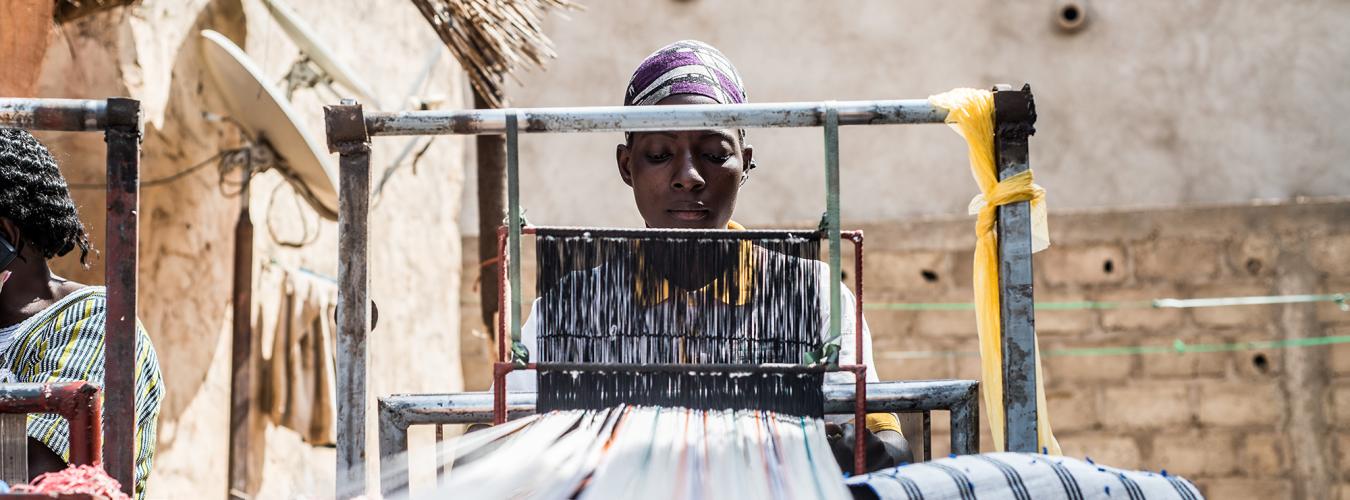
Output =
[
  {"x1": 506, "y1": 112, "x2": 522, "y2": 358},
  {"x1": 377, "y1": 401, "x2": 409, "y2": 498},
  {"x1": 822, "y1": 102, "x2": 842, "y2": 353},
  {"x1": 326, "y1": 100, "x2": 372, "y2": 498},
  {"x1": 102, "y1": 97, "x2": 140, "y2": 495},
  {"x1": 949, "y1": 383, "x2": 980, "y2": 455},
  {"x1": 921, "y1": 411, "x2": 932, "y2": 462},
  {"x1": 993, "y1": 84, "x2": 1038, "y2": 453},
  {"x1": 227, "y1": 175, "x2": 255, "y2": 499}
]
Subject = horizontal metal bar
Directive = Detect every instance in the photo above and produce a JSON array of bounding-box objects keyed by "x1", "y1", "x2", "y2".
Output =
[
  {"x1": 379, "y1": 380, "x2": 979, "y2": 426},
  {"x1": 0, "y1": 98, "x2": 107, "y2": 131},
  {"x1": 364, "y1": 99, "x2": 948, "y2": 136},
  {"x1": 529, "y1": 226, "x2": 825, "y2": 240},
  {"x1": 532, "y1": 362, "x2": 833, "y2": 374}
]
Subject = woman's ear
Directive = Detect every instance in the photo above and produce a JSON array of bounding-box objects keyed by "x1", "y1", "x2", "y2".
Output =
[
  {"x1": 741, "y1": 143, "x2": 755, "y2": 173},
  {"x1": 616, "y1": 143, "x2": 634, "y2": 187}
]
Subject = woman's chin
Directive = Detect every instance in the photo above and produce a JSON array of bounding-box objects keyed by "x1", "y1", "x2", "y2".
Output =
[{"x1": 650, "y1": 217, "x2": 724, "y2": 230}]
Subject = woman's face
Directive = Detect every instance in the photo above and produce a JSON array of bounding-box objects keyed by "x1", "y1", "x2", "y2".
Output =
[{"x1": 616, "y1": 94, "x2": 753, "y2": 229}]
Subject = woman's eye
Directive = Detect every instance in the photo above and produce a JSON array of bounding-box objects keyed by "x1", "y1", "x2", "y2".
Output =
[
  {"x1": 646, "y1": 153, "x2": 672, "y2": 162},
  {"x1": 703, "y1": 153, "x2": 732, "y2": 163}
]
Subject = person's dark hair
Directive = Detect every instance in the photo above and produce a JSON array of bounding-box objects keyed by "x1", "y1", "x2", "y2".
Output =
[{"x1": 0, "y1": 129, "x2": 92, "y2": 265}]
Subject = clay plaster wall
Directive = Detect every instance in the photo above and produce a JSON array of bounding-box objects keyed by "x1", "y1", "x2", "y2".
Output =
[
  {"x1": 19, "y1": 0, "x2": 467, "y2": 497},
  {"x1": 460, "y1": 0, "x2": 1350, "y2": 231}
]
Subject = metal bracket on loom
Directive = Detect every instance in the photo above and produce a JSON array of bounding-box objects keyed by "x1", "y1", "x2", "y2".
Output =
[
  {"x1": 505, "y1": 110, "x2": 531, "y2": 368},
  {"x1": 806, "y1": 101, "x2": 844, "y2": 368}
]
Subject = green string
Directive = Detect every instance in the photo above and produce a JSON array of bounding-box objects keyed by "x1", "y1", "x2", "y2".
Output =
[
  {"x1": 866, "y1": 293, "x2": 1347, "y2": 312},
  {"x1": 883, "y1": 334, "x2": 1350, "y2": 360},
  {"x1": 873, "y1": 292, "x2": 1348, "y2": 360}
]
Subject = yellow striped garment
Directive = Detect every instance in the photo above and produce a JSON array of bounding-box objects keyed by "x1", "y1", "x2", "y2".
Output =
[{"x1": 0, "y1": 287, "x2": 163, "y2": 498}]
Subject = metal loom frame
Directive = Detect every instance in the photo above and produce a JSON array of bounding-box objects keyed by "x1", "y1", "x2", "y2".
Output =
[
  {"x1": 0, "y1": 97, "x2": 142, "y2": 495},
  {"x1": 326, "y1": 84, "x2": 1039, "y2": 498}
]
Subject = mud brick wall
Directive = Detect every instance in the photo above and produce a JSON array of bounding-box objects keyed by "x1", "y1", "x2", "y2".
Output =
[{"x1": 460, "y1": 200, "x2": 1350, "y2": 499}]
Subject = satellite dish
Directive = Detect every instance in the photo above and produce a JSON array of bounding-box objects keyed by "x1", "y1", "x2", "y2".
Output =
[
  {"x1": 261, "y1": 0, "x2": 382, "y2": 109},
  {"x1": 200, "y1": 29, "x2": 340, "y2": 221}
]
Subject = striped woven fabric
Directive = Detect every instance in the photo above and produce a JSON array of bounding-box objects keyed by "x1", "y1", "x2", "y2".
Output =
[
  {"x1": 0, "y1": 287, "x2": 163, "y2": 498},
  {"x1": 845, "y1": 452, "x2": 1203, "y2": 500}
]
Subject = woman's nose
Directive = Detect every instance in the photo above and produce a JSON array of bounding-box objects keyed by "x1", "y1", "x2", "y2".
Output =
[{"x1": 670, "y1": 152, "x2": 705, "y2": 191}]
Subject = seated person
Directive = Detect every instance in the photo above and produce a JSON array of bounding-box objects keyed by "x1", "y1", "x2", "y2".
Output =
[
  {"x1": 0, "y1": 129, "x2": 163, "y2": 497},
  {"x1": 504, "y1": 40, "x2": 910, "y2": 472}
]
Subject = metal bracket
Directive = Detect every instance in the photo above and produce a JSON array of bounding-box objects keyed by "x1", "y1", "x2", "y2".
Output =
[{"x1": 325, "y1": 99, "x2": 371, "y2": 154}]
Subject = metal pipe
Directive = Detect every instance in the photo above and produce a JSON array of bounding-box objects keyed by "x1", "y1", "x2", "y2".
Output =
[
  {"x1": 0, "y1": 98, "x2": 106, "y2": 131},
  {"x1": 0, "y1": 382, "x2": 103, "y2": 467},
  {"x1": 377, "y1": 400, "x2": 409, "y2": 498},
  {"x1": 382, "y1": 380, "x2": 978, "y2": 426},
  {"x1": 949, "y1": 384, "x2": 980, "y2": 455},
  {"x1": 506, "y1": 112, "x2": 523, "y2": 355},
  {"x1": 326, "y1": 100, "x2": 372, "y2": 498},
  {"x1": 102, "y1": 97, "x2": 140, "y2": 495},
  {"x1": 227, "y1": 174, "x2": 255, "y2": 499},
  {"x1": 364, "y1": 99, "x2": 948, "y2": 136},
  {"x1": 993, "y1": 84, "x2": 1039, "y2": 453},
  {"x1": 528, "y1": 226, "x2": 833, "y2": 240},
  {"x1": 851, "y1": 232, "x2": 866, "y2": 474},
  {"x1": 529, "y1": 362, "x2": 834, "y2": 374}
]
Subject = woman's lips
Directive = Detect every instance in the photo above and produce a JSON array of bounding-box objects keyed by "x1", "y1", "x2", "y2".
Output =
[{"x1": 668, "y1": 209, "x2": 709, "y2": 221}]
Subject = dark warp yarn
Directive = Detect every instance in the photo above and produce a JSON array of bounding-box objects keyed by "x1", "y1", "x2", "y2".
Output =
[{"x1": 534, "y1": 231, "x2": 826, "y2": 417}]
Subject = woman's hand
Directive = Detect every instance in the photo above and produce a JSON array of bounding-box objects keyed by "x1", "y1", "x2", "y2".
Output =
[{"x1": 826, "y1": 422, "x2": 913, "y2": 473}]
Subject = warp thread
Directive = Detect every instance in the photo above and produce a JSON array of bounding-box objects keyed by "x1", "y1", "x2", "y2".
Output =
[{"x1": 533, "y1": 231, "x2": 828, "y2": 416}]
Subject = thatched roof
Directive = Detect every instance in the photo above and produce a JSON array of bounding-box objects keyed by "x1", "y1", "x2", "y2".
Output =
[{"x1": 411, "y1": 0, "x2": 582, "y2": 108}]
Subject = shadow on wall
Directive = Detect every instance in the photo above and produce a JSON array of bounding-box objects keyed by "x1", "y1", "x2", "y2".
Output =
[{"x1": 38, "y1": 0, "x2": 250, "y2": 476}]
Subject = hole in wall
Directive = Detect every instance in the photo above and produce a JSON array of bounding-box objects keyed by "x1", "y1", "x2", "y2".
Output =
[
  {"x1": 1055, "y1": 1, "x2": 1088, "y2": 32},
  {"x1": 920, "y1": 270, "x2": 939, "y2": 283},
  {"x1": 1252, "y1": 353, "x2": 1270, "y2": 374},
  {"x1": 1061, "y1": 5, "x2": 1079, "y2": 22},
  {"x1": 1102, "y1": 259, "x2": 1114, "y2": 274},
  {"x1": 1246, "y1": 258, "x2": 1263, "y2": 275}
]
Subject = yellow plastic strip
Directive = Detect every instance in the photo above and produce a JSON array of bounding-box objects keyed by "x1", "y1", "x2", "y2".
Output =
[{"x1": 929, "y1": 88, "x2": 1060, "y2": 455}]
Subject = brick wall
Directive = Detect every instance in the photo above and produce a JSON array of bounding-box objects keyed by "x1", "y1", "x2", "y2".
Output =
[{"x1": 459, "y1": 199, "x2": 1350, "y2": 499}]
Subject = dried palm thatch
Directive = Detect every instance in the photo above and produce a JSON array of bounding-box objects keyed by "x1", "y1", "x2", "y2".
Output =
[{"x1": 412, "y1": 0, "x2": 582, "y2": 108}]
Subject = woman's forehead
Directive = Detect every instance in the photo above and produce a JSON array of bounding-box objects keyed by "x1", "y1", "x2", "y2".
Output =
[{"x1": 631, "y1": 129, "x2": 738, "y2": 145}]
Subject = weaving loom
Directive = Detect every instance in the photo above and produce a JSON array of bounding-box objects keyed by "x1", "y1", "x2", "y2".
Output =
[
  {"x1": 330, "y1": 87, "x2": 1042, "y2": 499},
  {"x1": 415, "y1": 227, "x2": 862, "y2": 499},
  {"x1": 532, "y1": 228, "x2": 828, "y2": 416}
]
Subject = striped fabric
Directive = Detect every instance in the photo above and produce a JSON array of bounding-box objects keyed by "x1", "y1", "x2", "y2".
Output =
[
  {"x1": 845, "y1": 452, "x2": 1204, "y2": 500},
  {"x1": 624, "y1": 40, "x2": 747, "y2": 107},
  {"x1": 0, "y1": 287, "x2": 163, "y2": 498}
]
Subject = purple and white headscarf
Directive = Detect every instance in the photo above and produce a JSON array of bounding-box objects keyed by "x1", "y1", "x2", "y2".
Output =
[{"x1": 624, "y1": 40, "x2": 747, "y2": 106}]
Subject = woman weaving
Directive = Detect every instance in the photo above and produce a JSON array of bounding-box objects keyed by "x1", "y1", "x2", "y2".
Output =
[{"x1": 504, "y1": 40, "x2": 910, "y2": 472}]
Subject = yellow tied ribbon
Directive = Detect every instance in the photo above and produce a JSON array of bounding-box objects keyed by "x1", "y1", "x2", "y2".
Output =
[{"x1": 930, "y1": 88, "x2": 1060, "y2": 455}]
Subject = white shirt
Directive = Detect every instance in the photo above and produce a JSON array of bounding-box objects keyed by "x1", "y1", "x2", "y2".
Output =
[{"x1": 505, "y1": 267, "x2": 878, "y2": 391}]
